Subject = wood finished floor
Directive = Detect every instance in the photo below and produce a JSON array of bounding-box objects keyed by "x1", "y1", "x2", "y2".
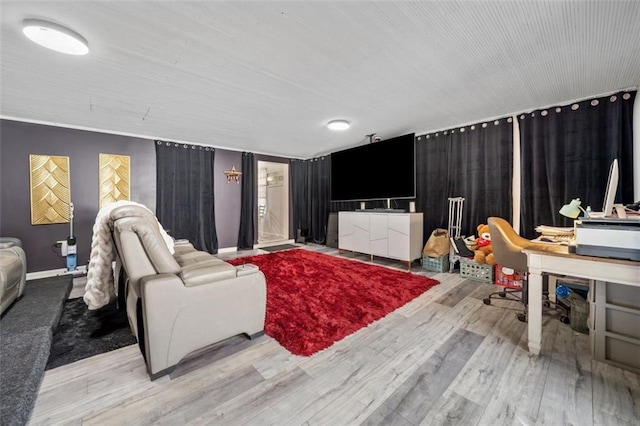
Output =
[{"x1": 31, "y1": 245, "x2": 640, "y2": 425}]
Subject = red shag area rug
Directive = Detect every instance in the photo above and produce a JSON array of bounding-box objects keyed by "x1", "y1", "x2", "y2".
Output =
[{"x1": 228, "y1": 249, "x2": 440, "y2": 356}]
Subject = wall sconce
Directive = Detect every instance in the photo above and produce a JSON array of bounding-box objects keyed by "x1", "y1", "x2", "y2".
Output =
[{"x1": 224, "y1": 165, "x2": 242, "y2": 183}]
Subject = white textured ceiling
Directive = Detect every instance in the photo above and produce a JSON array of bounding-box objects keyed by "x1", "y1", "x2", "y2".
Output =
[{"x1": 1, "y1": 1, "x2": 639, "y2": 159}]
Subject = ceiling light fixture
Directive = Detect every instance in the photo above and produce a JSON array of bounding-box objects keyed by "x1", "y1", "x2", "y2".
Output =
[
  {"x1": 327, "y1": 120, "x2": 350, "y2": 131},
  {"x1": 22, "y1": 19, "x2": 89, "y2": 55}
]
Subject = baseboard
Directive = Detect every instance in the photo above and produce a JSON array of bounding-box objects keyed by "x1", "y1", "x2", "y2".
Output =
[
  {"x1": 27, "y1": 265, "x2": 87, "y2": 281},
  {"x1": 254, "y1": 239, "x2": 295, "y2": 249},
  {"x1": 218, "y1": 247, "x2": 238, "y2": 254}
]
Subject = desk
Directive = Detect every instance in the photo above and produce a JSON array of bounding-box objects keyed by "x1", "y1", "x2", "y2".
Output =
[{"x1": 522, "y1": 248, "x2": 640, "y2": 355}]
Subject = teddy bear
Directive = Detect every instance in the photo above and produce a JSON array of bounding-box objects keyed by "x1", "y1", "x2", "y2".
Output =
[{"x1": 472, "y1": 223, "x2": 495, "y2": 265}]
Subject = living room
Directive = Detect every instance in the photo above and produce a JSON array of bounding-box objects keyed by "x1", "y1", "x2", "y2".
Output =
[{"x1": 2, "y1": 2, "x2": 640, "y2": 425}]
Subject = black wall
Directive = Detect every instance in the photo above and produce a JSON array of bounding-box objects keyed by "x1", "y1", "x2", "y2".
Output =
[{"x1": 0, "y1": 119, "x2": 156, "y2": 272}]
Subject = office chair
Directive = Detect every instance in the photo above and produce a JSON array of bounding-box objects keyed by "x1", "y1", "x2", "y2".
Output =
[{"x1": 484, "y1": 217, "x2": 569, "y2": 323}]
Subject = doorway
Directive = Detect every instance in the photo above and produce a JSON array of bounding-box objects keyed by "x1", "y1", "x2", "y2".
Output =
[{"x1": 257, "y1": 161, "x2": 290, "y2": 245}]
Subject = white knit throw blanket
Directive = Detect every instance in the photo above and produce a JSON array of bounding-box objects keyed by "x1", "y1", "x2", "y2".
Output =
[{"x1": 83, "y1": 201, "x2": 174, "y2": 310}]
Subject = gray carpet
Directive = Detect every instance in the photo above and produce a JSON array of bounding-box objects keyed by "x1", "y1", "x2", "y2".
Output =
[
  {"x1": 0, "y1": 275, "x2": 72, "y2": 426},
  {"x1": 260, "y1": 244, "x2": 300, "y2": 252}
]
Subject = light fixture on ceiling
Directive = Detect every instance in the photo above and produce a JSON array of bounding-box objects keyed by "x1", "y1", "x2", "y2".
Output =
[
  {"x1": 327, "y1": 120, "x2": 350, "y2": 131},
  {"x1": 22, "y1": 19, "x2": 89, "y2": 55}
]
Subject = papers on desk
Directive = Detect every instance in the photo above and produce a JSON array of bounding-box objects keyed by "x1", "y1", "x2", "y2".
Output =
[
  {"x1": 535, "y1": 225, "x2": 574, "y2": 236},
  {"x1": 533, "y1": 225, "x2": 575, "y2": 245},
  {"x1": 532, "y1": 235, "x2": 574, "y2": 245}
]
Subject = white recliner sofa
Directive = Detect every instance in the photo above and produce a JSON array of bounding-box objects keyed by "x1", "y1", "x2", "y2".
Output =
[
  {"x1": 108, "y1": 205, "x2": 267, "y2": 379},
  {"x1": 0, "y1": 238, "x2": 27, "y2": 316}
]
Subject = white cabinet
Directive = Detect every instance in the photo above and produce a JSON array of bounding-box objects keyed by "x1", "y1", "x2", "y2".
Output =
[
  {"x1": 338, "y1": 211, "x2": 423, "y2": 266},
  {"x1": 590, "y1": 280, "x2": 640, "y2": 373},
  {"x1": 369, "y1": 214, "x2": 388, "y2": 257}
]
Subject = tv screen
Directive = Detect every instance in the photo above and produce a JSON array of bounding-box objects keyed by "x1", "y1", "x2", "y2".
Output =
[{"x1": 330, "y1": 133, "x2": 416, "y2": 202}]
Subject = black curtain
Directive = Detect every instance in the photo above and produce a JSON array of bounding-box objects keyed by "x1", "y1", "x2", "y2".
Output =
[
  {"x1": 237, "y1": 152, "x2": 256, "y2": 249},
  {"x1": 296, "y1": 154, "x2": 410, "y2": 245},
  {"x1": 309, "y1": 157, "x2": 331, "y2": 243},
  {"x1": 417, "y1": 119, "x2": 513, "y2": 239},
  {"x1": 519, "y1": 90, "x2": 636, "y2": 239},
  {"x1": 290, "y1": 158, "x2": 311, "y2": 239},
  {"x1": 155, "y1": 141, "x2": 218, "y2": 253},
  {"x1": 290, "y1": 156, "x2": 368, "y2": 245},
  {"x1": 416, "y1": 133, "x2": 451, "y2": 242}
]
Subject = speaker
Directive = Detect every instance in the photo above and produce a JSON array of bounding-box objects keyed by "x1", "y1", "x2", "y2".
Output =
[{"x1": 326, "y1": 213, "x2": 338, "y2": 248}]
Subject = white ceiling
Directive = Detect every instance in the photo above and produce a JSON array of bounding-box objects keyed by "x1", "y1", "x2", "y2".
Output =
[{"x1": 1, "y1": 1, "x2": 639, "y2": 159}]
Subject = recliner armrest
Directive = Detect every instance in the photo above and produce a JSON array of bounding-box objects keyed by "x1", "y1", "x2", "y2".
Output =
[
  {"x1": 235, "y1": 264, "x2": 259, "y2": 276},
  {"x1": 0, "y1": 242, "x2": 15, "y2": 249},
  {"x1": 179, "y1": 263, "x2": 237, "y2": 287}
]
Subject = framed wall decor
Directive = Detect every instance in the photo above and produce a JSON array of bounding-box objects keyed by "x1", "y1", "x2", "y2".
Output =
[
  {"x1": 29, "y1": 154, "x2": 71, "y2": 225},
  {"x1": 99, "y1": 153, "x2": 130, "y2": 208}
]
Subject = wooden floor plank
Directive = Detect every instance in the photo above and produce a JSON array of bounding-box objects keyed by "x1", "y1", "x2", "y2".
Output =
[
  {"x1": 460, "y1": 297, "x2": 517, "y2": 337},
  {"x1": 82, "y1": 365, "x2": 264, "y2": 426},
  {"x1": 419, "y1": 392, "x2": 484, "y2": 426},
  {"x1": 359, "y1": 402, "x2": 414, "y2": 426},
  {"x1": 434, "y1": 279, "x2": 483, "y2": 307},
  {"x1": 304, "y1": 329, "x2": 466, "y2": 424},
  {"x1": 186, "y1": 367, "x2": 315, "y2": 425},
  {"x1": 170, "y1": 333, "x2": 269, "y2": 379},
  {"x1": 366, "y1": 329, "x2": 484, "y2": 425},
  {"x1": 476, "y1": 315, "x2": 558, "y2": 425},
  {"x1": 26, "y1": 244, "x2": 640, "y2": 425},
  {"x1": 443, "y1": 306, "x2": 527, "y2": 407},
  {"x1": 591, "y1": 360, "x2": 640, "y2": 426},
  {"x1": 262, "y1": 345, "x2": 391, "y2": 425},
  {"x1": 536, "y1": 322, "x2": 593, "y2": 426}
]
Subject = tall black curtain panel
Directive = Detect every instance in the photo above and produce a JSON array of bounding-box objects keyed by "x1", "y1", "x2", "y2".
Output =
[
  {"x1": 309, "y1": 156, "x2": 331, "y2": 244},
  {"x1": 448, "y1": 119, "x2": 514, "y2": 236},
  {"x1": 290, "y1": 158, "x2": 311, "y2": 239},
  {"x1": 155, "y1": 141, "x2": 218, "y2": 253},
  {"x1": 519, "y1": 90, "x2": 636, "y2": 239},
  {"x1": 415, "y1": 133, "x2": 451, "y2": 242},
  {"x1": 237, "y1": 152, "x2": 256, "y2": 250},
  {"x1": 420, "y1": 120, "x2": 513, "y2": 238}
]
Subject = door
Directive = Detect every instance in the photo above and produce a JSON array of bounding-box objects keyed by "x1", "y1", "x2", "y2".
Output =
[{"x1": 257, "y1": 161, "x2": 289, "y2": 245}]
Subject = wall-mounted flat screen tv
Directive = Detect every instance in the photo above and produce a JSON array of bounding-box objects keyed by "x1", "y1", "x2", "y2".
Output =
[{"x1": 330, "y1": 133, "x2": 416, "y2": 202}]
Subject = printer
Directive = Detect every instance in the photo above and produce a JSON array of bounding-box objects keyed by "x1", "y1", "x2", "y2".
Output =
[{"x1": 575, "y1": 218, "x2": 640, "y2": 261}]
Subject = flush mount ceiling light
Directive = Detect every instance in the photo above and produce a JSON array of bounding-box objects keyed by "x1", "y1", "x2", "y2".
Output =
[
  {"x1": 327, "y1": 120, "x2": 350, "y2": 131},
  {"x1": 22, "y1": 19, "x2": 89, "y2": 55}
]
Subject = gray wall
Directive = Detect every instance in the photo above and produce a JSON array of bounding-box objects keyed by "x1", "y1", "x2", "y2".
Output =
[
  {"x1": 213, "y1": 149, "x2": 243, "y2": 248},
  {"x1": 0, "y1": 119, "x2": 156, "y2": 273},
  {"x1": 0, "y1": 119, "x2": 293, "y2": 273}
]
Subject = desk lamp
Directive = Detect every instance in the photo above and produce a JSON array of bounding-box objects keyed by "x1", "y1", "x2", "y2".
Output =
[{"x1": 559, "y1": 198, "x2": 589, "y2": 219}]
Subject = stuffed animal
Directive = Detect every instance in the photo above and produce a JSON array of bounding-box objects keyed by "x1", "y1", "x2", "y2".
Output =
[{"x1": 473, "y1": 223, "x2": 495, "y2": 265}]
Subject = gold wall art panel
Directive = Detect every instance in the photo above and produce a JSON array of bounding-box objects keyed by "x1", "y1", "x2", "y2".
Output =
[
  {"x1": 99, "y1": 153, "x2": 130, "y2": 209},
  {"x1": 29, "y1": 155, "x2": 71, "y2": 225}
]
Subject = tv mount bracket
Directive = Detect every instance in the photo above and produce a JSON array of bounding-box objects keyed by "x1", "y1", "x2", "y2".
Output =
[{"x1": 366, "y1": 133, "x2": 381, "y2": 143}]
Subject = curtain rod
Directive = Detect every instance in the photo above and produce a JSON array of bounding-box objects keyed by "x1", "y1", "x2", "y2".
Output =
[{"x1": 415, "y1": 85, "x2": 638, "y2": 138}]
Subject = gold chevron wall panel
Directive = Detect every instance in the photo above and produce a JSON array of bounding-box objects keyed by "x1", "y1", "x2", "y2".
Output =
[
  {"x1": 29, "y1": 155, "x2": 71, "y2": 225},
  {"x1": 99, "y1": 153, "x2": 130, "y2": 209}
]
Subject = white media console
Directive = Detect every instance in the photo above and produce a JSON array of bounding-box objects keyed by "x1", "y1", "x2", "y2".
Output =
[{"x1": 338, "y1": 211, "x2": 424, "y2": 269}]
